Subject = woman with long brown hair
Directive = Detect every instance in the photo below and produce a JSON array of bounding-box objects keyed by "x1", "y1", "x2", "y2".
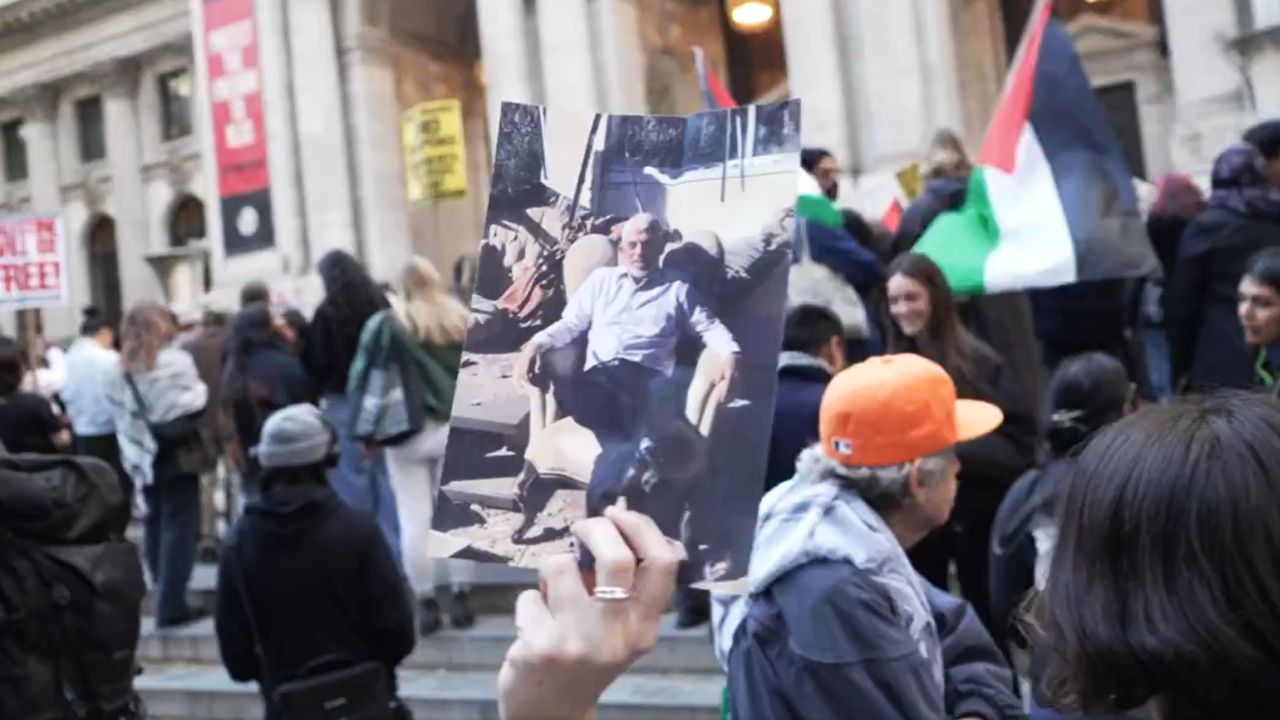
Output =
[
  {"x1": 108, "y1": 301, "x2": 208, "y2": 628},
  {"x1": 884, "y1": 253, "x2": 1037, "y2": 634}
]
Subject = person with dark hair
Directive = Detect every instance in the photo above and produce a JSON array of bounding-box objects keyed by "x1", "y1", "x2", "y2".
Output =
[
  {"x1": 223, "y1": 302, "x2": 316, "y2": 487},
  {"x1": 885, "y1": 253, "x2": 1038, "y2": 633},
  {"x1": 0, "y1": 335, "x2": 69, "y2": 454},
  {"x1": 800, "y1": 147, "x2": 839, "y2": 201},
  {"x1": 1038, "y1": 393, "x2": 1280, "y2": 719},
  {"x1": 1166, "y1": 142, "x2": 1280, "y2": 393},
  {"x1": 763, "y1": 305, "x2": 845, "y2": 493},
  {"x1": 1237, "y1": 246, "x2": 1280, "y2": 394},
  {"x1": 107, "y1": 302, "x2": 208, "y2": 628},
  {"x1": 989, "y1": 353, "x2": 1135, "y2": 719},
  {"x1": 215, "y1": 404, "x2": 415, "y2": 720},
  {"x1": 279, "y1": 307, "x2": 308, "y2": 356},
  {"x1": 1140, "y1": 173, "x2": 1207, "y2": 398},
  {"x1": 715, "y1": 354, "x2": 1022, "y2": 720},
  {"x1": 303, "y1": 250, "x2": 399, "y2": 556},
  {"x1": 239, "y1": 280, "x2": 271, "y2": 308},
  {"x1": 62, "y1": 306, "x2": 126, "y2": 489},
  {"x1": 1244, "y1": 119, "x2": 1280, "y2": 186}
]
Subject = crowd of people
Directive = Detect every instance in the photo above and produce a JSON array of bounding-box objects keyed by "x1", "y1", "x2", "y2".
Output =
[
  {"x1": 0, "y1": 249, "x2": 482, "y2": 718},
  {"x1": 2, "y1": 119, "x2": 1280, "y2": 720}
]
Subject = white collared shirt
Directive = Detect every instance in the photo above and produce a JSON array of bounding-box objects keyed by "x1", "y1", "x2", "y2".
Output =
[
  {"x1": 61, "y1": 338, "x2": 121, "y2": 436},
  {"x1": 530, "y1": 267, "x2": 739, "y2": 376}
]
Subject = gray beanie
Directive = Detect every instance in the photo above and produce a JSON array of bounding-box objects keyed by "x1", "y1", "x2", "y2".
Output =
[{"x1": 252, "y1": 403, "x2": 333, "y2": 469}]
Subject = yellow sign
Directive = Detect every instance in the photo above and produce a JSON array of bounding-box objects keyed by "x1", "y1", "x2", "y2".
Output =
[
  {"x1": 401, "y1": 99, "x2": 467, "y2": 200},
  {"x1": 896, "y1": 162, "x2": 922, "y2": 201}
]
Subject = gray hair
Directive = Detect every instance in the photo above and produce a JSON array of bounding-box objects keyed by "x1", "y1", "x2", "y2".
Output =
[
  {"x1": 620, "y1": 212, "x2": 666, "y2": 242},
  {"x1": 796, "y1": 445, "x2": 956, "y2": 514}
]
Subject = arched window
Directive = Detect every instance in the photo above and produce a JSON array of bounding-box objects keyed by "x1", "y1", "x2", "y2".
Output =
[
  {"x1": 87, "y1": 215, "x2": 122, "y2": 329},
  {"x1": 169, "y1": 195, "x2": 205, "y2": 247}
]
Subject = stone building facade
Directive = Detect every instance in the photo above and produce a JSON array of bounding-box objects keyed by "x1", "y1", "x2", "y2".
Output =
[{"x1": 0, "y1": 0, "x2": 1277, "y2": 340}]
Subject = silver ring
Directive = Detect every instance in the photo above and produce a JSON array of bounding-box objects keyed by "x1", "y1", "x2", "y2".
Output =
[{"x1": 593, "y1": 585, "x2": 632, "y2": 601}]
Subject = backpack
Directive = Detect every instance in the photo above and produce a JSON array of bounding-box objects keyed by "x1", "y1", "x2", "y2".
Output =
[{"x1": 0, "y1": 454, "x2": 146, "y2": 720}]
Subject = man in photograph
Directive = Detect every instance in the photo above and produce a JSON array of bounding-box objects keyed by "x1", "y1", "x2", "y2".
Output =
[{"x1": 514, "y1": 212, "x2": 740, "y2": 514}]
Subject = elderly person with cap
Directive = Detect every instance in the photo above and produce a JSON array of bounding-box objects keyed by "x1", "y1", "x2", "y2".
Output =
[
  {"x1": 713, "y1": 354, "x2": 1023, "y2": 720},
  {"x1": 214, "y1": 403, "x2": 415, "y2": 720},
  {"x1": 514, "y1": 212, "x2": 741, "y2": 517}
]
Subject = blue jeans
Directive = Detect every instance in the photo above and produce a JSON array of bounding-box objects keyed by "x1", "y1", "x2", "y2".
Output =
[
  {"x1": 143, "y1": 471, "x2": 200, "y2": 624},
  {"x1": 322, "y1": 394, "x2": 401, "y2": 563},
  {"x1": 1140, "y1": 325, "x2": 1172, "y2": 399}
]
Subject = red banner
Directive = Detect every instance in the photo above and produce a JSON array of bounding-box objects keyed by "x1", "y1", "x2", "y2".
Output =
[
  {"x1": 202, "y1": 0, "x2": 274, "y2": 254},
  {"x1": 0, "y1": 214, "x2": 67, "y2": 309}
]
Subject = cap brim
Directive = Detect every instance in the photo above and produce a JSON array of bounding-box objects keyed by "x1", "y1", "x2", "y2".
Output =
[{"x1": 954, "y1": 399, "x2": 1004, "y2": 443}]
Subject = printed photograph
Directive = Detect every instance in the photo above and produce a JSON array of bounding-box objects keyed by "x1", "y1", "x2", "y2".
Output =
[{"x1": 434, "y1": 100, "x2": 801, "y2": 582}]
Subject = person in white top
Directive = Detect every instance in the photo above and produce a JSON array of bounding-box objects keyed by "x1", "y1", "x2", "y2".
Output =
[{"x1": 62, "y1": 306, "x2": 127, "y2": 493}]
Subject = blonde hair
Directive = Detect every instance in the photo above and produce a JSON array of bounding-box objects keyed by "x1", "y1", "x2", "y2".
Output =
[
  {"x1": 396, "y1": 256, "x2": 468, "y2": 347},
  {"x1": 923, "y1": 129, "x2": 972, "y2": 181},
  {"x1": 121, "y1": 302, "x2": 175, "y2": 373}
]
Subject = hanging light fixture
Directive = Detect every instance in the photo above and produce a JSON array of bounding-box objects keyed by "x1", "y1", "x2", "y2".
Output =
[{"x1": 725, "y1": 0, "x2": 776, "y2": 33}]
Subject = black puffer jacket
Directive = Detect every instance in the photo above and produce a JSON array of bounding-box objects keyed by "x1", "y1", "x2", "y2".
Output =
[
  {"x1": 1166, "y1": 206, "x2": 1280, "y2": 392},
  {"x1": 952, "y1": 347, "x2": 1039, "y2": 501}
]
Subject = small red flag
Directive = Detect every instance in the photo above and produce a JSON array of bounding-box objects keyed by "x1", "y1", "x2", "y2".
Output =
[
  {"x1": 693, "y1": 46, "x2": 738, "y2": 110},
  {"x1": 880, "y1": 199, "x2": 904, "y2": 233}
]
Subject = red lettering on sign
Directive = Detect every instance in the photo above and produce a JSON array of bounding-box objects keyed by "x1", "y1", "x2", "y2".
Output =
[
  {"x1": 34, "y1": 220, "x2": 57, "y2": 255},
  {"x1": 0, "y1": 227, "x2": 16, "y2": 258}
]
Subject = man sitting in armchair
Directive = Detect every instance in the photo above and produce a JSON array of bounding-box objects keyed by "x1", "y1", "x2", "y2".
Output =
[{"x1": 513, "y1": 212, "x2": 740, "y2": 521}]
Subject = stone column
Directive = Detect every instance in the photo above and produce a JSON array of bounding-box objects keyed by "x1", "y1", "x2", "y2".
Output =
[
  {"x1": 594, "y1": 0, "x2": 647, "y2": 114},
  {"x1": 915, "y1": 0, "x2": 964, "y2": 137},
  {"x1": 780, "y1": 0, "x2": 858, "y2": 169},
  {"x1": 282, "y1": 0, "x2": 360, "y2": 265},
  {"x1": 15, "y1": 88, "x2": 61, "y2": 212},
  {"x1": 242, "y1": 0, "x2": 308, "y2": 284},
  {"x1": 15, "y1": 87, "x2": 78, "y2": 340},
  {"x1": 102, "y1": 62, "x2": 164, "y2": 307},
  {"x1": 1161, "y1": 0, "x2": 1249, "y2": 170},
  {"x1": 339, "y1": 0, "x2": 412, "y2": 282},
  {"x1": 476, "y1": 0, "x2": 541, "y2": 147},
  {"x1": 535, "y1": 0, "x2": 600, "y2": 112}
]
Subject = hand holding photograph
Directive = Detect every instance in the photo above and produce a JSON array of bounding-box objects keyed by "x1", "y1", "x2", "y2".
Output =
[{"x1": 435, "y1": 100, "x2": 800, "y2": 584}]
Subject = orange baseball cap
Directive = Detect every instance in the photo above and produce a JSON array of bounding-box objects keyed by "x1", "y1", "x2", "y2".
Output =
[{"x1": 819, "y1": 353, "x2": 1004, "y2": 467}]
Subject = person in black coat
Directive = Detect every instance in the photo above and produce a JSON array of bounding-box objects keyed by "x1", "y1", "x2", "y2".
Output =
[
  {"x1": 1167, "y1": 143, "x2": 1280, "y2": 393},
  {"x1": 885, "y1": 254, "x2": 1038, "y2": 634},
  {"x1": 222, "y1": 302, "x2": 317, "y2": 486},
  {"x1": 989, "y1": 353, "x2": 1132, "y2": 655},
  {"x1": 764, "y1": 306, "x2": 845, "y2": 493},
  {"x1": 215, "y1": 404, "x2": 415, "y2": 720},
  {"x1": 1244, "y1": 119, "x2": 1280, "y2": 187}
]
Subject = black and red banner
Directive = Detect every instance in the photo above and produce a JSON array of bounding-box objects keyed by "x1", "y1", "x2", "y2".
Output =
[{"x1": 203, "y1": 0, "x2": 274, "y2": 256}]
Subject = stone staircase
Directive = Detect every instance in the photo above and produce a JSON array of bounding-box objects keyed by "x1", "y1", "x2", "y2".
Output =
[{"x1": 134, "y1": 563, "x2": 725, "y2": 720}]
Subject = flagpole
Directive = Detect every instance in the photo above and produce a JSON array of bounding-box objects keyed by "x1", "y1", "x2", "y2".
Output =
[{"x1": 1005, "y1": 0, "x2": 1053, "y2": 90}]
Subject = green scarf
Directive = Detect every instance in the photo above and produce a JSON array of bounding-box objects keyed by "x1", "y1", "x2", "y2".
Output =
[{"x1": 348, "y1": 309, "x2": 460, "y2": 422}]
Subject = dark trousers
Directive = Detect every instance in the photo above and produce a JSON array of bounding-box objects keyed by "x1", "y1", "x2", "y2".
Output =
[
  {"x1": 74, "y1": 433, "x2": 131, "y2": 533},
  {"x1": 909, "y1": 490, "x2": 1001, "y2": 634},
  {"x1": 143, "y1": 470, "x2": 200, "y2": 623},
  {"x1": 555, "y1": 360, "x2": 660, "y2": 440},
  {"x1": 554, "y1": 361, "x2": 662, "y2": 517}
]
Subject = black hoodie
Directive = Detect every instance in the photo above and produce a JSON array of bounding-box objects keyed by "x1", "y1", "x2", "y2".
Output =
[{"x1": 214, "y1": 471, "x2": 414, "y2": 716}]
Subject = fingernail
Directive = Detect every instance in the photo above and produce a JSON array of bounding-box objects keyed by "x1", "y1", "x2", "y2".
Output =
[{"x1": 615, "y1": 496, "x2": 629, "y2": 511}]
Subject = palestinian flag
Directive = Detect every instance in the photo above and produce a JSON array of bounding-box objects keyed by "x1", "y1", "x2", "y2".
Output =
[
  {"x1": 693, "y1": 46, "x2": 737, "y2": 110},
  {"x1": 914, "y1": 0, "x2": 1157, "y2": 295},
  {"x1": 796, "y1": 172, "x2": 843, "y2": 229}
]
